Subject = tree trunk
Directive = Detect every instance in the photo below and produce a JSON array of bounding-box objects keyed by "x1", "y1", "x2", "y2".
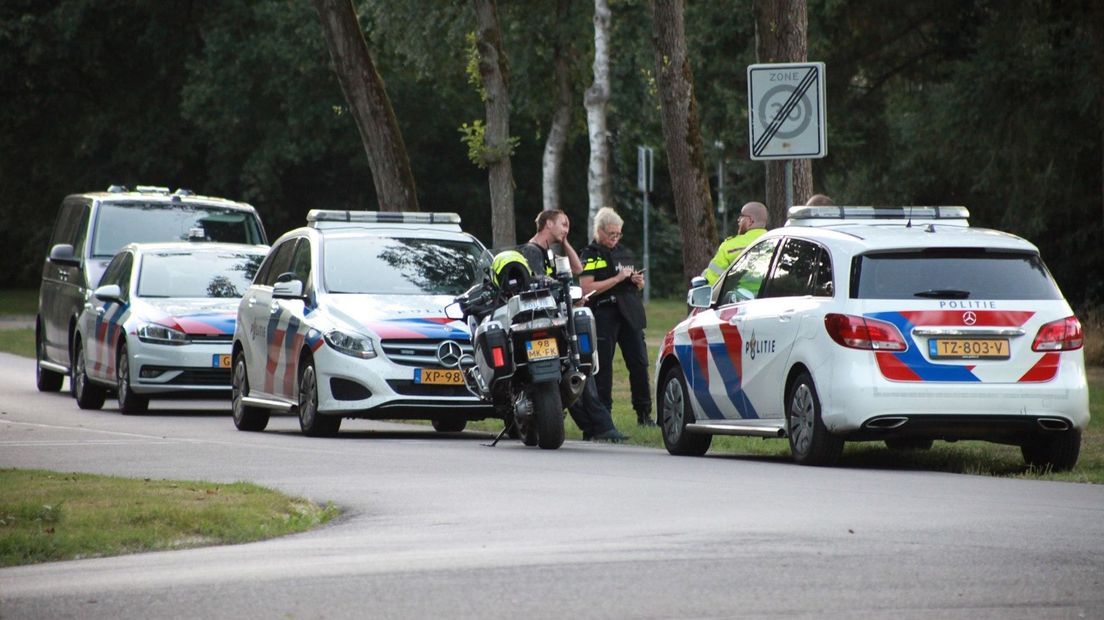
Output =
[
  {"x1": 753, "y1": 0, "x2": 812, "y2": 226},
  {"x1": 472, "y1": 0, "x2": 516, "y2": 248},
  {"x1": 542, "y1": 0, "x2": 574, "y2": 212},
  {"x1": 311, "y1": 0, "x2": 418, "y2": 212},
  {"x1": 585, "y1": 0, "x2": 612, "y2": 230},
  {"x1": 650, "y1": 0, "x2": 717, "y2": 284}
]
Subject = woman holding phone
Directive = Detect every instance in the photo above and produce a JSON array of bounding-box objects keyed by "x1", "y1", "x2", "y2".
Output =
[{"x1": 578, "y1": 207, "x2": 654, "y2": 427}]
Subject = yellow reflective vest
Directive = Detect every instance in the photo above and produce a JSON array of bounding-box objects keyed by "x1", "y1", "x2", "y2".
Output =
[{"x1": 701, "y1": 228, "x2": 767, "y2": 285}]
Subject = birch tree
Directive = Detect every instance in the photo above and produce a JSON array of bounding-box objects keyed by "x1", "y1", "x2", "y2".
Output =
[
  {"x1": 650, "y1": 0, "x2": 717, "y2": 284},
  {"x1": 471, "y1": 0, "x2": 516, "y2": 248},
  {"x1": 753, "y1": 0, "x2": 813, "y2": 225},
  {"x1": 584, "y1": 0, "x2": 612, "y2": 227},
  {"x1": 311, "y1": 0, "x2": 419, "y2": 212},
  {"x1": 541, "y1": 0, "x2": 575, "y2": 212}
]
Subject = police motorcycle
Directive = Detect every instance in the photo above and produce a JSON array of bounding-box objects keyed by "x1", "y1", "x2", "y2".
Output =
[{"x1": 445, "y1": 250, "x2": 598, "y2": 449}]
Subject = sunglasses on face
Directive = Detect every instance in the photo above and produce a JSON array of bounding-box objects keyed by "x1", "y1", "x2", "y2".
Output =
[{"x1": 603, "y1": 230, "x2": 623, "y2": 239}]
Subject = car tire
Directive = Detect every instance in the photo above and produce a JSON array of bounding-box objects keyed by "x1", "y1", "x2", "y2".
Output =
[
  {"x1": 35, "y1": 324, "x2": 64, "y2": 392},
  {"x1": 298, "y1": 355, "x2": 340, "y2": 437},
  {"x1": 231, "y1": 352, "x2": 269, "y2": 432},
  {"x1": 659, "y1": 365, "x2": 711, "y2": 456},
  {"x1": 532, "y1": 382, "x2": 564, "y2": 450},
  {"x1": 72, "y1": 338, "x2": 105, "y2": 410},
  {"x1": 1021, "y1": 430, "x2": 1081, "y2": 472},
  {"x1": 432, "y1": 418, "x2": 467, "y2": 433},
  {"x1": 884, "y1": 438, "x2": 933, "y2": 451},
  {"x1": 116, "y1": 342, "x2": 149, "y2": 415},
  {"x1": 786, "y1": 371, "x2": 843, "y2": 466}
]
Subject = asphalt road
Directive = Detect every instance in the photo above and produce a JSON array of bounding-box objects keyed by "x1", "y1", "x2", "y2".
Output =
[{"x1": 1, "y1": 351, "x2": 1102, "y2": 619}]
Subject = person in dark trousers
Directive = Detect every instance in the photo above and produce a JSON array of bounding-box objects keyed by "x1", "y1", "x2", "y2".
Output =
[
  {"x1": 578, "y1": 207, "x2": 654, "y2": 427},
  {"x1": 518, "y1": 209, "x2": 627, "y2": 442}
]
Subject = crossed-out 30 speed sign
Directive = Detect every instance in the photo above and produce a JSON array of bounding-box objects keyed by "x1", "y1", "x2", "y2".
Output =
[{"x1": 747, "y1": 62, "x2": 827, "y2": 160}]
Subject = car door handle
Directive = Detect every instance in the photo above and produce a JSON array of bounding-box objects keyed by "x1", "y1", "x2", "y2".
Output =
[{"x1": 270, "y1": 302, "x2": 279, "y2": 315}]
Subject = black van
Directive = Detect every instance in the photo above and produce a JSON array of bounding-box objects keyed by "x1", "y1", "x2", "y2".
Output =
[{"x1": 36, "y1": 186, "x2": 267, "y2": 392}]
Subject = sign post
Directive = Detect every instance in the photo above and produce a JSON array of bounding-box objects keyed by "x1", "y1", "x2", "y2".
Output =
[
  {"x1": 747, "y1": 62, "x2": 827, "y2": 210},
  {"x1": 637, "y1": 145, "x2": 654, "y2": 303}
]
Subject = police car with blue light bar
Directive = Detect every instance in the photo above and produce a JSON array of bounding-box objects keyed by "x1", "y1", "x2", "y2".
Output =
[
  {"x1": 656, "y1": 205, "x2": 1089, "y2": 470},
  {"x1": 230, "y1": 210, "x2": 494, "y2": 436}
]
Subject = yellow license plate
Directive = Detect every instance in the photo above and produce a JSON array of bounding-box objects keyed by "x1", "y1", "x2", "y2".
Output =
[
  {"x1": 213, "y1": 354, "x2": 232, "y2": 368},
  {"x1": 526, "y1": 337, "x2": 559, "y2": 361},
  {"x1": 929, "y1": 338, "x2": 1010, "y2": 359},
  {"x1": 415, "y1": 368, "x2": 464, "y2": 385}
]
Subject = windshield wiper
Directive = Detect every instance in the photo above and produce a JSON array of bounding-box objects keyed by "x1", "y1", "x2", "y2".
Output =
[{"x1": 913, "y1": 289, "x2": 970, "y2": 299}]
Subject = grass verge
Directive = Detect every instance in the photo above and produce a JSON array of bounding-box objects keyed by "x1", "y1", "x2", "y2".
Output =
[
  {"x1": 0, "y1": 288, "x2": 38, "y2": 316},
  {"x1": 0, "y1": 469, "x2": 339, "y2": 567}
]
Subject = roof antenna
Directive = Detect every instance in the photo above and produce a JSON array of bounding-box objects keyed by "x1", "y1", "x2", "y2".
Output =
[{"x1": 906, "y1": 205, "x2": 913, "y2": 228}]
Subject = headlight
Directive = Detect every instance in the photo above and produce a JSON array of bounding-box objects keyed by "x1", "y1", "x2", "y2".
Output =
[
  {"x1": 324, "y1": 329, "x2": 376, "y2": 359},
  {"x1": 137, "y1": 323, "x2": 188, "y2": 345}
]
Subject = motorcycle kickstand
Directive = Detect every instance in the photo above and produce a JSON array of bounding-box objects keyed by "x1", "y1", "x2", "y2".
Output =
[{"x1": 482, "y1": 421, "x2": 515, "y2": 447}]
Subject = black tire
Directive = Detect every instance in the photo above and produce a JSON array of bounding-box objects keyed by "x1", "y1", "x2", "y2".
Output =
[
  {"x1": 532, "y1": 382, "x2": 564, "y2": 450},
  {"x1": 231, "y1": 351, "x2": 269, "y2": 432},
  {"x1": 786, "y1": 371, "x2": 843, "y2": 466},
  {"x1": 1021, "y1": 430, "x2": 1081, "y2": 472},
  {"x1": 298, "y1": 355, "x2": 340, "y2": 437},
  {"x1": 116, "y1": 342, "x2": 149, "y2": 415},
  {"x1": 659, "y1": 366, "x2": 711, "y2": 456},
  {"x1": 432, "y1": 418, "x2": 468, "y2": 433},
  {"x1": 884, "y1": 438, "x2": 933, "y2": 451},
  {"x1": 71, "y1": 338, "x2": 105, "y2": 410},
  {"x1": 35, "y1": 324, "x2": 64, "y2": 392}
]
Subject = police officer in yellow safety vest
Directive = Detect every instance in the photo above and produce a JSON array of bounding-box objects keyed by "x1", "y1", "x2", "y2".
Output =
[{"x1": 701, "y1": 201, "x2": 770, "y2": 285}]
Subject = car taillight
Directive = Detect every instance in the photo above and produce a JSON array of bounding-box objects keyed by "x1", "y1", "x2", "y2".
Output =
[
  {"x1": 824, "y1": 313, "x2": 907, "y2": 351},
  {"x1": 1032, "y1": 316, "x2": 1083, "y2": 351},
  {"x1": 491, "y1": 346, "x2": 506, "y2": 367}
]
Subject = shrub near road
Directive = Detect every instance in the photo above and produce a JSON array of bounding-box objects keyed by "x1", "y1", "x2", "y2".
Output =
[{"x1": 0, "y1": 469, "x2": 338, "y2": 567}]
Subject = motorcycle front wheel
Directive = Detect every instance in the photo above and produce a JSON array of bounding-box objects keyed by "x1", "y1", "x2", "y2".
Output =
[{"x1": 531, "y1": 382, "x2": 564, "y2": 450}]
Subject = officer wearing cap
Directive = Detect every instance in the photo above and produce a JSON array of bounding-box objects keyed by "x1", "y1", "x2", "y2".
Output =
[{"x1": 701, "y1": 201, "x2": 769, "y2": 286}]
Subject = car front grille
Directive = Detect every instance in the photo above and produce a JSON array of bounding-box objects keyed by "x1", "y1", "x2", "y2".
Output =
[
  {"x1": 186, "y1": 334, "x2": 233, "y2": 344},
  {"x1": 141, "y1": 366, "x2": 231, "y2": 386},
  {"x1": 386, "y1": 380, "x2": 475, "y2": 398},
  {"x1": 380, "y1": 339, "x2": 473, "y2": 367}
]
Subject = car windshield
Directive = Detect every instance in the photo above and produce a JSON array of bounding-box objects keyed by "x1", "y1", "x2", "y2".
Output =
[
  {"x1": 323, "y1": 236, "x2": 484, "y2": 295},
  {"x1": 137, "y1": 250, "x2": 265, "y2": 298},
  {"x1": 853, "y1": 249, "x2": 1062, "y2": 300},
  {"x1": 91, "y1": 202, "x2": 265, "y2": 258}
]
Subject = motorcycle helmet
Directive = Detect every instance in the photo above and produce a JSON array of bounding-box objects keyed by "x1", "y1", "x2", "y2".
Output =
[{"x1": 491, "y1": 250, "x2": 532, "y2": 295}]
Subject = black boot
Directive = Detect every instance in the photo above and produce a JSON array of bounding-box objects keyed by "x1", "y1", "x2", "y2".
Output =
[{"x1": 636, "y1": 410, "x2": 656, "y2": 427}]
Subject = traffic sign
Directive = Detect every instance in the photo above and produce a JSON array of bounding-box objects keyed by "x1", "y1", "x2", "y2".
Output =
[{"x1": 747, "y1": 62, "x2": 827, "y2": 160}]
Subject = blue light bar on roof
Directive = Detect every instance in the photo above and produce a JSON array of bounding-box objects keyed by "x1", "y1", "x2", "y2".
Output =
[
  {"x1": 306, "y1": 209, "x2": 462, "y2": 225},
  {"x1": 787, "y1": 205, "x2": 970, "y2": 221}
]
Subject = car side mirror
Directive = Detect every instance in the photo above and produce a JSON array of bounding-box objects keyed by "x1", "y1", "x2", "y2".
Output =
[
  {"x1": 444, "y1": 301, "x2": 464, "y2": 320},
  {"x1": 93, "y1": 284, "x2": 122, "y2": 303},
  {"x1": 48, "y1": 243, "x2": 79, "y2": 266},
  {"x1": 272, "y1": 279, "x2": 304, "y2": 299},
  {"x1": 689, "y1": 276, "x2": 708, "y2": 289},
  {"x1": 687, "y1": 285, "x2": 712, "y2": 308}
]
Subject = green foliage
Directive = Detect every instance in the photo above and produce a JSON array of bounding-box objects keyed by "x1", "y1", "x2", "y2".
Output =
[{"x1": 459, "y1": 119, "x2": 521, "y2": 169}]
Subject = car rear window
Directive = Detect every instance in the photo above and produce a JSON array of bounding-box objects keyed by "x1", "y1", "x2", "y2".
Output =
[
  {"x1": 323, "y1": 236, "x2": 484, "y2": 295},
  {"x1": 852, "y1": 249, "x2": 1062, "y2": 300},
  {"x1": 92, "y1": 202, "x2": 266, "y2": 258},
  {"x1": 138, "y1": 250, "x2": 265, "y2": 298}
]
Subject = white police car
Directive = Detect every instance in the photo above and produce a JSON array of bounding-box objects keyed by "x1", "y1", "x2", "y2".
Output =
[
  {"x1": 230, "y1": 210, "x2": 494, "y2": 436},
  {"x1": 72, "y1": 242, "x2": 269, "y2": 413},
  {"x1": 656, "y1": 206, "x2": 1089, "y2": 470}
]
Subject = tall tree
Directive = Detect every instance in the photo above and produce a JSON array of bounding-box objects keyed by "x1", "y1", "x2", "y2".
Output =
[
  {"x1": 585, "y1": 0, "x2": 613, "y2": 228},
  {"x1": 542, "y1": 0, "x2": 576, "y2": 212},
  {"x1": 650, "y1": 0, "x2": 717, "y2": 284},
  {"x1": 471, "y1": 0, "x2": 516, "y2": 247},
  {"x1": 312, "y1": 0, "x2": 418, "y2": 212},
  {"x1": 753, "y1": 0, "x2": 812, "y2": 225}
]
